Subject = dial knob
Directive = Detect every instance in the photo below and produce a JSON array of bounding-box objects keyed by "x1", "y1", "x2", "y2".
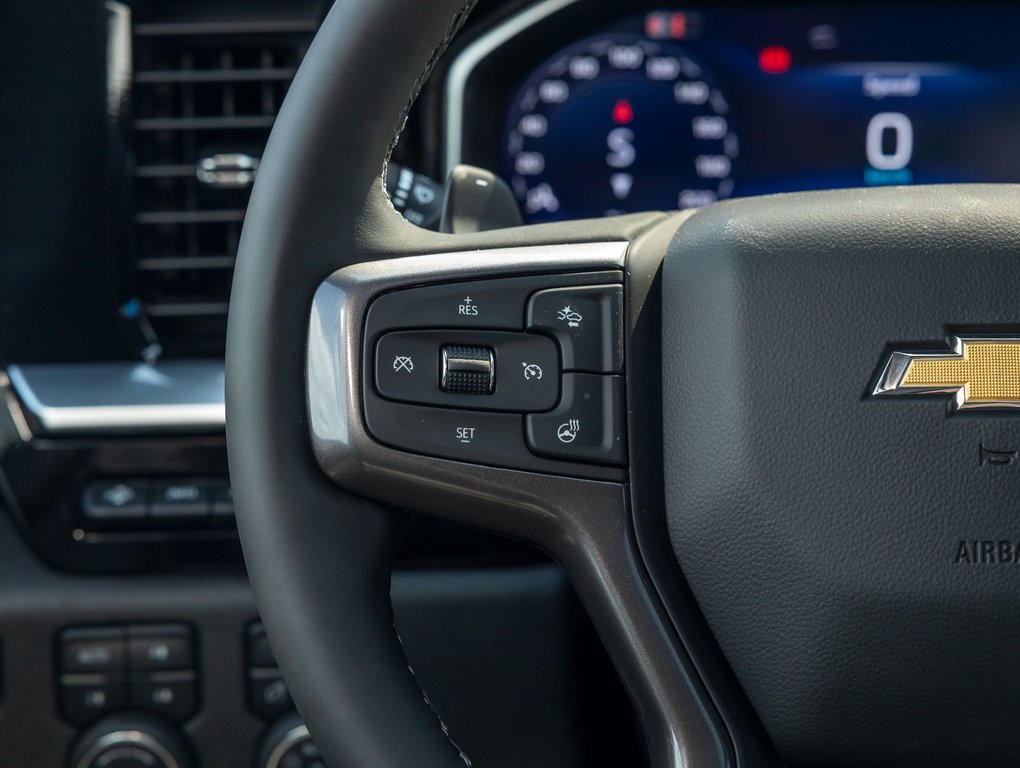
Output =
[
  {"x1": 257, "y1": 713, "x2": 323, "y2": 768},
  {"x1": 69, "y1": 714, "x2": 192, "y2": 768}
]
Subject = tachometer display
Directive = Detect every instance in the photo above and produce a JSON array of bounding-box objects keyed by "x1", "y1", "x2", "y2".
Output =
[{"x1": 504, "y1": 34, "x2": 737, "y2": 221}]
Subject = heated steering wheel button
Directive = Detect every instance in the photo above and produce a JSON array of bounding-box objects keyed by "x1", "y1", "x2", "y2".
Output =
[
  {"x1": 527, "y1": 285, "x2": 623, "y2": 372},
  {"x1": 526, "y1": 374, "x2": 626, "y2": 466}
]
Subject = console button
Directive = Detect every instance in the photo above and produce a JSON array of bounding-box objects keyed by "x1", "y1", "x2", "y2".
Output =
[
  {"x1": 375, "y1": 330, "x2": 559, "y2": 412},
  {"x1": 526, "y1": 374, "x2": 626, "y2": 466},
  {"x1": 128, "y1": 625, "x2": 193, "y2": 671},
  {"x1": 527, "y1": 285, "x2": 623, "y2": 372},
  {"x1": 82, "y1": 482, "x2": 147, "y2": 522},
  {"x1": 62, "y1": 628, "x2": 126, "y2": 675},
  {"x1": 61, "y1": 675, "x2": 128, "y2": 725},
  {"x1": 247, "y1": 623, "x2": 277, "y2": 668},
  {"x1": 132, "y1": 671, "x2": 196, "y2": 722},
  {"x1": 249, "y1": 669, "x2": 293, "y2": 719},
  {"x1": 149, "y1": 481, "x2": 210, "y2": 519},
  {"x1": 365, "y1": 401, "x2": 532, "y2": 467},
  {"x1": 211, "y1": 483, "x2": 234, "y2": 517}
]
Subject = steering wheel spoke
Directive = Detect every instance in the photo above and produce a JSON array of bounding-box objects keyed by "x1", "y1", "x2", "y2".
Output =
[{"x1": 226, "y1": 0, "x2": 733, "y2": 764}]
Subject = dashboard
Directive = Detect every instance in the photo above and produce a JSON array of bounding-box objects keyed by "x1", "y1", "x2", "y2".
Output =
[
  {"x1": 2, "y1": 0, "x2": 1020, "y2": 766},
  {"x1": 446, "y1": 2, "x2": 1020, "y2": 222}
]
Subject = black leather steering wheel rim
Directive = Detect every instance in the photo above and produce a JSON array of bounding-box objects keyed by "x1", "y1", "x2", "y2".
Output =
[
  {"x1": 226, "y1": 1, "x2": 489, "y2": 764},
  {"x1": 226, "y1": 1, "x2": 723, "y2": 765}
]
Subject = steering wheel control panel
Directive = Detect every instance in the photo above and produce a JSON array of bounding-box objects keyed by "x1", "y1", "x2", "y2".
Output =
[{"x1": 362, "y1": 270, "x2": 626, "y2": 480}]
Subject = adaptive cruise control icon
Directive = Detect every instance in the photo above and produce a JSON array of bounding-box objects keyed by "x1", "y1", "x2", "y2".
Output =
[
  {"x1": 392, "y1": 355, "x2": 414, "y2": 373},
  {"x1": 873, "y1": 336, "x2": 1020, "y2": 411},
  {"x1": 522, "y1": 363, "x2": 544, "y2": 381}
]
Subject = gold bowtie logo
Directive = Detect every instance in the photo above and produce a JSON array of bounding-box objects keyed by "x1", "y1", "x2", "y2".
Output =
[{"x1": 874, "y1": 336, "x2": 1020, "y2": 411}]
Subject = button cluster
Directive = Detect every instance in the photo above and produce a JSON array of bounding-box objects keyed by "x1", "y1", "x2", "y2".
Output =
[
  {"x1": 82, "y1": 479, "x2": 233, "y2": 528},
  {"x1": 364, "y1": 274, "x2": 626, "y2": 473},
  {"x1": 247, "y1": 622, "x2": 294, "y2": 719},
  {"x1": 59, "y1": 624, "x2": 197, "y2": 725}
]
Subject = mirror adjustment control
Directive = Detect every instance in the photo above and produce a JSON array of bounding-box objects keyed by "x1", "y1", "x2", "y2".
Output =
[
  {"x1": 527, "y1": 285, "x2": 623, "y2": 372},
  {"x1": 441, "y1": 345, "x2": 495, "y2": 394},
  {"x1": 526, "y1": 373, "x2": 626, "y2": 466}
]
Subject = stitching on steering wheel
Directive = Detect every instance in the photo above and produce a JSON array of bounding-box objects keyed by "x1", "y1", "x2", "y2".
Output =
[
  {"x1": 381, "y1": 0, "x2": 480, "y2": 194},
  {"x1": 378, "y1": 2, "x2": 479, "y2": 761}
]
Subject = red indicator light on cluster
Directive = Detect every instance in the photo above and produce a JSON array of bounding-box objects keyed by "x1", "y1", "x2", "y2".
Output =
[
  {"x1": 669, "y1": 12, "x2": 687, "y2": 39},
  {"x1": 645, "y1": 12, "x2": 687, "y2": 40},
  {"x1": 612, "y1": 99, "x2": 634, "y2": 125},
  {"x1": 758, "y1": 45, "x2": 792, "y2": 75}
]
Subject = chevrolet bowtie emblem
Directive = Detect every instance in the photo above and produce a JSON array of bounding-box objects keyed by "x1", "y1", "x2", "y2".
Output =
[{"x1": 873, "y1": 336, "x2": 1020, "y2": 411}]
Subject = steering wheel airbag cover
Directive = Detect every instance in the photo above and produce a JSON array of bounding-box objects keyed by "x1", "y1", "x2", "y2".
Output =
[{"x1": 663, "y1": 185, "x2": 1020, "y2": 768}]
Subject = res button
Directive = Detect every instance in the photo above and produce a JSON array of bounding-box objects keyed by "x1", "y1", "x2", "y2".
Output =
[{"x1": 366, "y1": 278, "x2": 538, "y2": 332}]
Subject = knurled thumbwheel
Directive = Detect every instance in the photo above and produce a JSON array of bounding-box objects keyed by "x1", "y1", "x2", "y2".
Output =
[{"x1": 441, "y1": 345, "x2": 495, "y2": 395}]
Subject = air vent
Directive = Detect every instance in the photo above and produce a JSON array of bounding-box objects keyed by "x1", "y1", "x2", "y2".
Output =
[{"x1": 129, "y1": 1, "x2": 323, "y2": 357}]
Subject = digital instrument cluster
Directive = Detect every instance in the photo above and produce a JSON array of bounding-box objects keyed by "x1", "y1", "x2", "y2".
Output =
[{"x1": 491, "y1": 5, "x2": 1020, "y2": 222}]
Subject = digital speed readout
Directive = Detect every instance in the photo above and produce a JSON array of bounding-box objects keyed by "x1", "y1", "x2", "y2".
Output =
[{"x1": 499, "y1": 6, "x2": 1020, "y2": 223}]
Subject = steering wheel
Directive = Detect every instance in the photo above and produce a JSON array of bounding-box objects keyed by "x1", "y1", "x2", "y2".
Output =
[{"x1": 226, "y1": 1, "x2": 1020, "y2": 766}]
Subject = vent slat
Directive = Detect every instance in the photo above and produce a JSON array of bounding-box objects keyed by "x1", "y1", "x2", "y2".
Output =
[
  {"x1": 145, "y1": 302, "x2": 231, "y2": 318},
  {"x1": 135, "y1": 67, "x2": 298, "y2": 84},
  {"x1": 136, "y1": 210, "x2": 247, "y2": 225},
  {"x1": 133, "y1": 115, "x2": 277, "y2": 131},
  {"x1": 139, "y1": 256, "x2": 237, "y2": 271},
  {"x1": 134, "y1": 20, "x2": 319, "y2": 37},
  {"x1": 130, "y1": 8, "x2": 318, "y2": 357}
]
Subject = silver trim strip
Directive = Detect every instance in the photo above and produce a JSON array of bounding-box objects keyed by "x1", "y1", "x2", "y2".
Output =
[
  {"x1": 7, "y1": 361, "x2": 225, "y2": 435},
  {"x1": 264, "y1": 725, "x2": 312, "y2": 768},
  {"x1": 75, "y1": 729, "x2": 181, "y2": 768},
  {"x1": 443, "y1": 0, "x2": 580, "y2": 178}
]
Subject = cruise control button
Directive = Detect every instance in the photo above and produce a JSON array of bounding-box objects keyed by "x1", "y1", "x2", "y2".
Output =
[
  {"x1": 527, "y1": 285, "x2": 623, "y2": 372},
  {"x1": 366, "y1": 278, "x2": 535, "y2": 332},
  {"x1": 365, "y1": 401, "x2": 533, "y2": 467},
  {"x1": 375, "y1": 330, "x2": 559, "y2": 412},
  {"x1": 526, "y1": 374, "x2": 626, "y2": 466}
]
